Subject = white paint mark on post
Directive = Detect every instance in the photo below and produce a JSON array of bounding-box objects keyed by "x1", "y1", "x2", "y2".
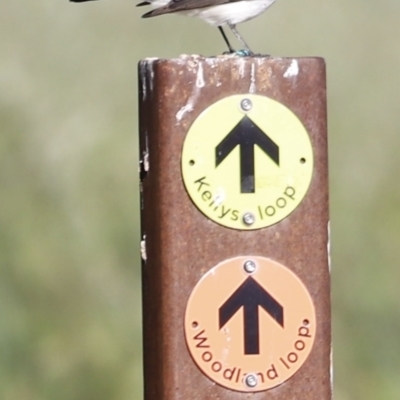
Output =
[
  {"x1": 140, "y1": 235, "x2": 147, "y2": 261},
  {"x1": 176, "y1": 103, "x2": 194, "y2": 121},
  {"x1": 327, "y1": 221, "x2": 331, "y2": 273},
  {"x1": 330, "y1": 345, "x2": 334, "y2": 396},
  {"x1": 140, "y1": 64, "x2": 147, "y2": 102},
  {"x1": 238, "y1": 58, "x2": 246, "y2": 78},
  {"x1": 284, "y1": 59, "x2": 299, "y2": 78},
  {"x1": 141, "y1": 58, "x2": 159, "y2": 100},
  {"x1": 196, "y1": 62, "x2": 205, "y2": 88},
  {"x1": 249, "y1": 63, "x2": 256, "y2": 93},
  {"x1": 143, "y1": 151, "x2": 149, "y2": 172},
  {"x1": 176, "y1": 60, "x2": 206, "y2": 122}
]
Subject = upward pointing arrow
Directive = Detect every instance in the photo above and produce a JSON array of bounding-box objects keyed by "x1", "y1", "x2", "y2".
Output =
[
  {"x1": 219, "y1": 276, "x2": 284, "y2": 355},
  {"x1": 215, "y1": 116, "x2": 280, "y2": 194}
]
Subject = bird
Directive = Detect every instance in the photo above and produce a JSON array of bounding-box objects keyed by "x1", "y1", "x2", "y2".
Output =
[{"x1": 70, "y1": 0, "x2": 277, "y2": 54}]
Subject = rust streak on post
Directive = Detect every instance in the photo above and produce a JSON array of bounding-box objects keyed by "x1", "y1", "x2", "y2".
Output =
[{"x1": 139, "y1": 56, "x2": 330, "y2": 400}]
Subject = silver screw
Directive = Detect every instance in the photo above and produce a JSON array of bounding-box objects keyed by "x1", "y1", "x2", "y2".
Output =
[
  {"x1": 243, "y1": 260, "x2": 257, "y2": 274},
  {"x1": 240, "y1": 98, "x2": 252, "y2": 112},
  {"x1": 242, "y1": 212, "x2": 255, "y2": 226},
  {"x1": 244, "y1": 373, "x2": 258, "y2": 388}
]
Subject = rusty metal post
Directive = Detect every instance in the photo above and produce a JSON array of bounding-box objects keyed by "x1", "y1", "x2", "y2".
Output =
[{"x1": 139, "y1": 56, "x2": 330, "y2": 400}]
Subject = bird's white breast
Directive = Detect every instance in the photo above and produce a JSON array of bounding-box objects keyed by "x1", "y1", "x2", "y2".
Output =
[{"x1": 181, "y1": 0, "x2": 276, "y2": 26}]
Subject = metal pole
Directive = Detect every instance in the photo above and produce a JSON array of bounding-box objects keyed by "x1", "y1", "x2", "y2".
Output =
[{"x1": 139, "y1": 56, "x2": 330, "y2": 400}]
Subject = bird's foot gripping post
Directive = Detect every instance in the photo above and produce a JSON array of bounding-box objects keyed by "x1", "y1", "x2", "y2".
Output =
[
  {"x1": 139, "y1": 55, "x2": 331, "y2": 400},
  {"x1": 232, "y1": 49, "x2": 254, "y2": 57}
]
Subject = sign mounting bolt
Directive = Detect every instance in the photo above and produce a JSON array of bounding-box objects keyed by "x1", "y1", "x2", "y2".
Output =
[
  {"x1": 244, "y1": 373, "x2": 258, "y2": 388},
  {"x1": 243, "y1": 260, "x2": 257, "y2": 274},
  {"x1": 242, "y1": 212, "x2": 255, "y2": 226},
  {"x1": 240, "y1": 98, "x2": 252, "y2": 112}
]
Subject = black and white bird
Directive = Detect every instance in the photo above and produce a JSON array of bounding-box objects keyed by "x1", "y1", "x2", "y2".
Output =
[{"x1": 70, "y1": 0, "x2": 276, "y2": 54}]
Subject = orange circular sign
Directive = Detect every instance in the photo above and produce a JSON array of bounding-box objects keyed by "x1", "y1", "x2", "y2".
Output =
[{"x1": 184, "y1": 256, "x2": 316, "y2": 392}]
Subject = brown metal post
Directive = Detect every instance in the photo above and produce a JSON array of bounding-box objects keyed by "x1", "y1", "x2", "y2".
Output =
[{"x1": 139, "y1": 56, "x2": 330, "y2": 400}]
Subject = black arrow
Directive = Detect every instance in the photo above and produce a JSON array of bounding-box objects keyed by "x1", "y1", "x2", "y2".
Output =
[
  {"x1": 219, "y1": 276, "x2": 284, "y2": 355},
  {"x1": 215, "y1": 115, "x2": 279, "y2": 194}
]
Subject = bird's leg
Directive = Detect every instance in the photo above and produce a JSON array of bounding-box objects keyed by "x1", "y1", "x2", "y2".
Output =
[
  {"x1": 218, "y1": 26, "x2": 235, "y2": 53},
  {"x1": 228, "y1": 23, "x2": 254, "y2": 55}
]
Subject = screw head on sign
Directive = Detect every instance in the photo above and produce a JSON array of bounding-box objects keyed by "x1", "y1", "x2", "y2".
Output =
[
  {"x1": 240, "y1": 98, "x2": 252, "y2": 112},
  {"x1": 243, "y1": 260, "x2": 257, "y2": 274},
  {"x1": 242, "y1": 212, "x2": 255, "y2": 226},
  {"x1": 244, "y1": 373, "x2": 258, "y2": 388}
]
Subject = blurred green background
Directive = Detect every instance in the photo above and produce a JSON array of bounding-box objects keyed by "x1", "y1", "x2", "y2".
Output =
[{"x1": 1, "y1": 0, "x2": 400, "y2": 399}]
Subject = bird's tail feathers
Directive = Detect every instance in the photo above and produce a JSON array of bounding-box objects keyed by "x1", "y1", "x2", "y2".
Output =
[{"x1": 142, "y1": 7, "x2": 171, "y2": 18}]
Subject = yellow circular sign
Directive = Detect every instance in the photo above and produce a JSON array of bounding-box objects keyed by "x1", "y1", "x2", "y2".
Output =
[
  {"x1": 185, "y1": 256, "x2": 316, "y2": 392},
  {"x1": 181, "y1": 94, "x2": 313, "y2": 230}
]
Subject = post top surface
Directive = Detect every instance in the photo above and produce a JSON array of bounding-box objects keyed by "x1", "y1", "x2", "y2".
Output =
[{"x1": 139, "y1": 54, "x2": 325, "y2": 66}]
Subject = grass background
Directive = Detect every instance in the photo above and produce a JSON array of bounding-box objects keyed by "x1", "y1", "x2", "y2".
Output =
[{"x1": 1, "y1": 0, "x2": 400, "y2": 399}]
